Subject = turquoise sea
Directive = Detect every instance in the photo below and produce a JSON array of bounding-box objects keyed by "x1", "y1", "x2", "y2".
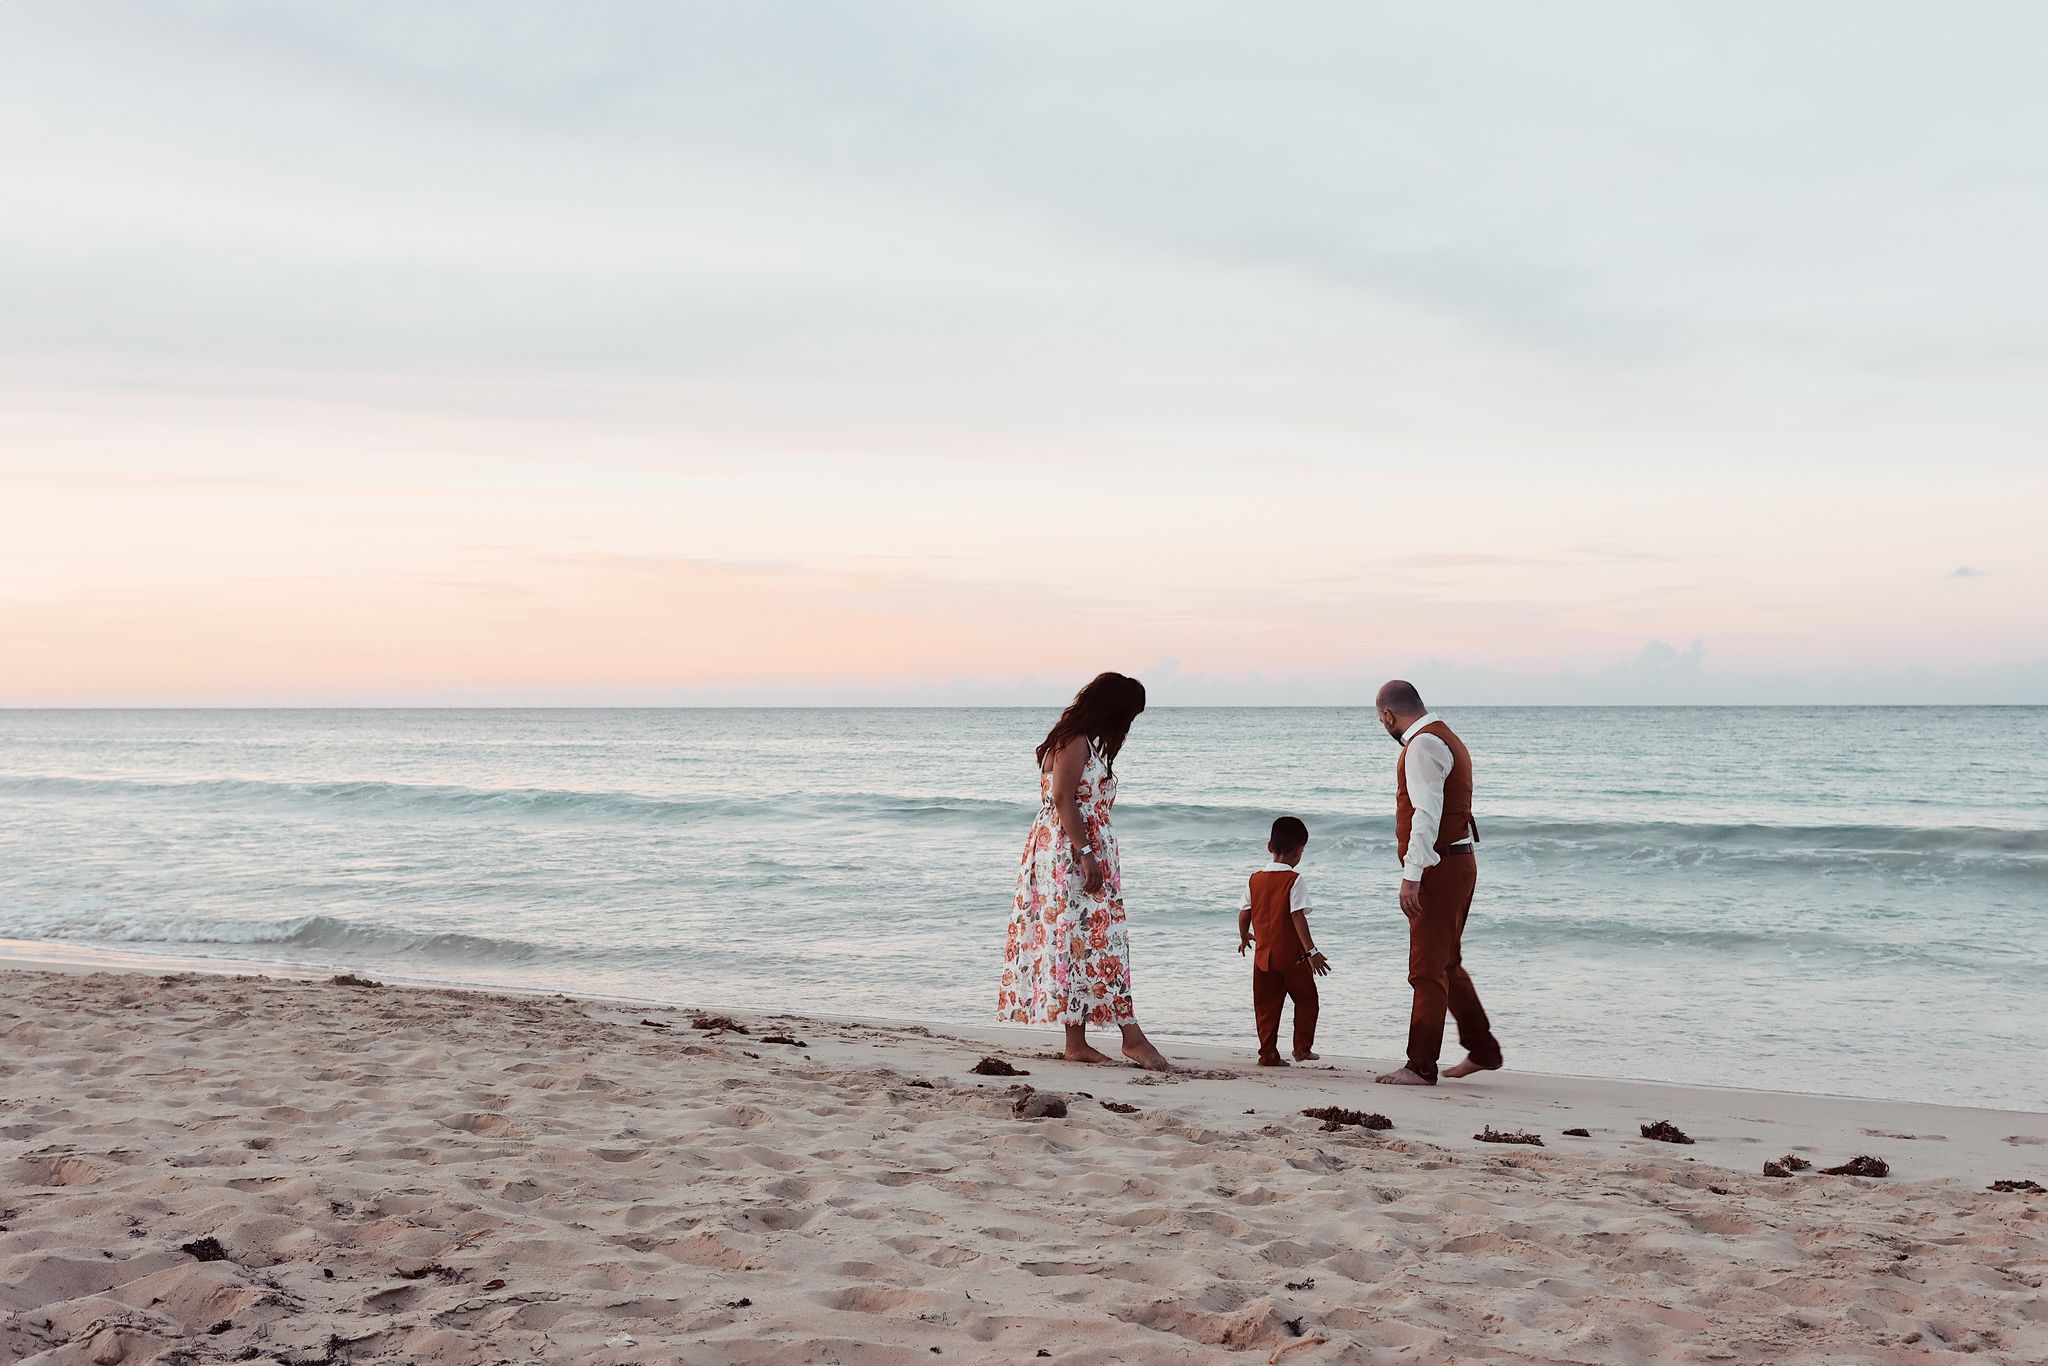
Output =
[{"x1": 1, "y1": 707, "x2": 2042, "y2": 1110}]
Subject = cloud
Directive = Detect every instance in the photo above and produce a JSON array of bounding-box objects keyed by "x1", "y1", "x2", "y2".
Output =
[
  {"x1": 1370, "y1": 553, "x2": 1550, "y2": 569},
  {"x1": 1949, "y1": 566, "x2": 1987, "y2": 578}
]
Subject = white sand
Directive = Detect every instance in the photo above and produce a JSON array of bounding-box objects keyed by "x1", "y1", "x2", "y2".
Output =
[{"x1": 2, "y1": 962, "x2": 2044, "y2": 1364}]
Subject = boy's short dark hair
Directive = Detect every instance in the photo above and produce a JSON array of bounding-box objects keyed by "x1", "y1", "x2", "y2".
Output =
[{"x1": 1269, "y1": 816, "x2": 1308, "y2": 853}]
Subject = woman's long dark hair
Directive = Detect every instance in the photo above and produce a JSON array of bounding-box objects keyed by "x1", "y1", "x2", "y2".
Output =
[{"x1": 1036, "y1": 672, "x2": 1147, "y2": 777}]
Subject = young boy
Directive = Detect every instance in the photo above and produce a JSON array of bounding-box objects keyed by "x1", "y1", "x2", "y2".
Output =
[{"x1": 1237, "y1": 816, "x2": 1330, "y2": 1066}]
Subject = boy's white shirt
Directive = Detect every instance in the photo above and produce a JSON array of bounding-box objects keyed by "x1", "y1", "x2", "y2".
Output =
[{"x1": 1238, "y1": 862, "x2": 1313, "y2": 914}]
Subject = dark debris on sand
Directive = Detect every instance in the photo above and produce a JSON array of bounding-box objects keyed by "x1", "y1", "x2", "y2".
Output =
[
  {"x1": 1475, "y1": 1126, "x2": 1544, "y2": 1146},
  {"x1": 327, "y1": 974, "x2": 383, "y2": 989},
  {"x1": 396, "y1": 1263, "x2": 465, "y2": 1282},
  {"x1": 691, "y1": 1014, "x2": 750, "y2": 1034},
  {"x1": 1989, "y1": 1179, "x2": 2045, "y2": 1193},
  {"x1": 1100, "y1": 1100, "x2": 1139, "y2": 1114},
  {"x1": 905, "y1": 1079, "x2": 935, "y2": 1089},
  {"x1": 1302, "y1": 1106, "x2": 1392, "y2": 1132},
  {"x1": 1563, "y1": 1128, "x2": 1591, "y2": 1137},
  {"x1": 1012, "y1": 1089, "x2": 1068, "y2": 1119},
  {"x1": 971, "y1": 1056, "x2": 1028, "y2": 1077},
  {"x1": 759, "y1": 1034, "x2": 807, "y2": 1047},
  {"x1": 1821, "y1": 1154, "x2": 1890, "y2": 1177},
  {"x1": 179, "y1": 1236, "x2": 230, "y2": 1262},
  {"x1": 1640, "y1": 1120, "x2": 1695, "y2": 1145},
  {"x1": 639, "y1": 1018, "x2": 671, "y2": 1029}
]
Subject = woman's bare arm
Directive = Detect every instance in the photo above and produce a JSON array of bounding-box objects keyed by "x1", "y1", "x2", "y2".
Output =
[{"x1": 1047, "y1": 735, "x2": 1106, "y2": 893}]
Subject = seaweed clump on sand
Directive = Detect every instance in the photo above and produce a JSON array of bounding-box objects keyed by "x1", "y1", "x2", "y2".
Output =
[
  {"x1": 1640, "y1": 1120, "x2": 1694, "y2": 1145},
  {"x1": 971, "y1": 1056, "x2": 1028, "y2": 1077},
  {"x1": 1302, "y1": 1106, "x2": 1392, "y2": 1132},
  {"x1": 1101, "y1": 1100, "x2": 1139, "y2": 1114},
  {"x1": 1562, "y1": 1128, "x2": 1591, "y2": 1137},
  {"x1": 1763, "y1": 1153, "x2": 1815, "y2": 1178},
  {"x1": 1820, "y1": 1155, "x2": 1890, "y2": 1178},
  {"x1": 1989, "y1": 1179, "x2": 2044, "y2": 1193},
  {"x1": 327, "y1": 974, "x2": 384, "y2": 989},
  {"x1": 690, "y1": 1014, "x2": 750, "y2": 1035},
  {"x1": 1475, "y1": 1126, "x2": 1543, "y2": 1146}
]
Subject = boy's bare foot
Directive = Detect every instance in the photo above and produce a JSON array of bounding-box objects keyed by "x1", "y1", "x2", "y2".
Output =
[
  {"x1": 1257, "y1": 1056, "x2": 1290, "y2": 1068},
  {"x1": 1293, "y1": 1049, "x2": 1319, "y2": 1061},
  {"x1": 1443, "y1": 1055, "x2": 1500, "y2": 1079},
  {"x1": 1063, "y1": 1044, "x2": 1114, "y2": 1064},
  {"x1": 1374, "y1": 1067, "x2": 1434, "y2": 1086}
]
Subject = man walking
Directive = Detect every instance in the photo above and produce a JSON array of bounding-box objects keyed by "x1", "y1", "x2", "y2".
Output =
[{"x1": 1371, "y1": 680, "x2": 1505, "y2": 1086}]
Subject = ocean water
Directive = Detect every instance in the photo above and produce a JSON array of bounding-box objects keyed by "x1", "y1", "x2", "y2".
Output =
[{"x1": 1, "y1": 707, "x2": 2042, "y2": 1111}]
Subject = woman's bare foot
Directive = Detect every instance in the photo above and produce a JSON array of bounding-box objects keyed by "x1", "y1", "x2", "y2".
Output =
[
  {"x1": 1293, "y1": 1049, "x2": 1319, "y2": 1061},
  {"x1": 1063, "y1": 1044, "x2": 1114, "y2": 1064},
  {"x1": 1118, "y1": 1024, "x2": 1172, "y2": 1072},
  {"x1": 1442, "y1": 1055, "x2": 1500, "y2": 1079},
  {"x1": 1258, "y1": 1056, "x2": 1291, "y2": 1068},
  {"x1": 1374, "y1": 1066, "x2": 1434, "y2": 1086}
]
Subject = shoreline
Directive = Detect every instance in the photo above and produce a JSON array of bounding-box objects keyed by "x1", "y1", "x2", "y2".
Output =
[
  {"x1": 3, "y1": 966, "x2": 2044, "y2": 1362},
  {"x1": 4, "y1": 937, "x2": 2041, "y2": 1125}
]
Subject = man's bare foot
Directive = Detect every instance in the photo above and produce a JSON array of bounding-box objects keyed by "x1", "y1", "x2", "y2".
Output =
[
  {"x1": 1258, "y1": 1056, "x2": 1291, "y2": 1068},
  {"x1": 1374, "y1": 1066, "x2": 1434, "y2": 1086},
  {"x1": 1062, "y1": 1044, "x2": 1114, "y2": 1065},
  {"x1": 1122, "y1": 1040, "x2": 1172, "y2": 1072},
  {"x1": 1443, "y1": 1055, "x2": 1500, "y2": 1079},
  {"x1": 1293, "y1": 1049, "x2": 1319, "y2": 1061}
]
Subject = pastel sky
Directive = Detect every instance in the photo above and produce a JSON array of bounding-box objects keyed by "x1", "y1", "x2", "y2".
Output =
[{"x1": 4, "y1": 2, "x2": 2045, "y2": 706}]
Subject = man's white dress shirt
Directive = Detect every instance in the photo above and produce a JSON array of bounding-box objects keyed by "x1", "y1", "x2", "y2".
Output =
[{"x1": 1400, "y1": 712, "x2": 1473, "y2": 884}]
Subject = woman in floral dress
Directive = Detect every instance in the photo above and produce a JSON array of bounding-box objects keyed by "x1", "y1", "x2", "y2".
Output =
[{"x1": 998, "y1": 672, "x2": 1172, "y2": 1070}]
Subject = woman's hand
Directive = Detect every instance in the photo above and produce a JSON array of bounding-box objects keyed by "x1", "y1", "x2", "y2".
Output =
[{"x1": 1081, "y1": 852, "x2": 1107, "y2": 896}]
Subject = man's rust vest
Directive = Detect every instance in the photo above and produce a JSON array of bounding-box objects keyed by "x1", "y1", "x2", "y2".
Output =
[{"x1": 1395, "y1": 719, "x2": 1474, "y2": 863}]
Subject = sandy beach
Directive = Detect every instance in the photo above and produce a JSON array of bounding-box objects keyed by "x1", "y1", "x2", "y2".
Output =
[{"x1": 3, "y1": 962, "x2": 2044, "y2": 1365}]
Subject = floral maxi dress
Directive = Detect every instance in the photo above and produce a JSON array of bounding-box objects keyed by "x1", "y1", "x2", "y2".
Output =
[{"x1": 998, "y1": 741, "x2": 1135, "y2": 1027}]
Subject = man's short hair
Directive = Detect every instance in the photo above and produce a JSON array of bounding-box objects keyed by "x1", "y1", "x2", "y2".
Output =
[
  {"x1": 1270, "y1": 816, "x2": 1309, "y2": 852},
  {"x1": 1376, "y1": 679, "x2": 1426, "y2": 714}
]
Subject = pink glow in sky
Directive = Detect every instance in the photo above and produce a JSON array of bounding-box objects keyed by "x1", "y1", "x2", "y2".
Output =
[{"x1": 3, "y1": 4, "x2": 2044, "y2": 705}]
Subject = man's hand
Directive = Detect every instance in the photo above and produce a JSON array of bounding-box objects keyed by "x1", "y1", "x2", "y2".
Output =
[
  {"x1": 1399, "y1": 877, "x2": 1424, "y2": 922},
  {"x1": 1307, "y1": 950, "x2": 1330, "y2": 977},
  {"x1": 1237, "y1": 937, "x2": 1250, "y2": 957}
]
